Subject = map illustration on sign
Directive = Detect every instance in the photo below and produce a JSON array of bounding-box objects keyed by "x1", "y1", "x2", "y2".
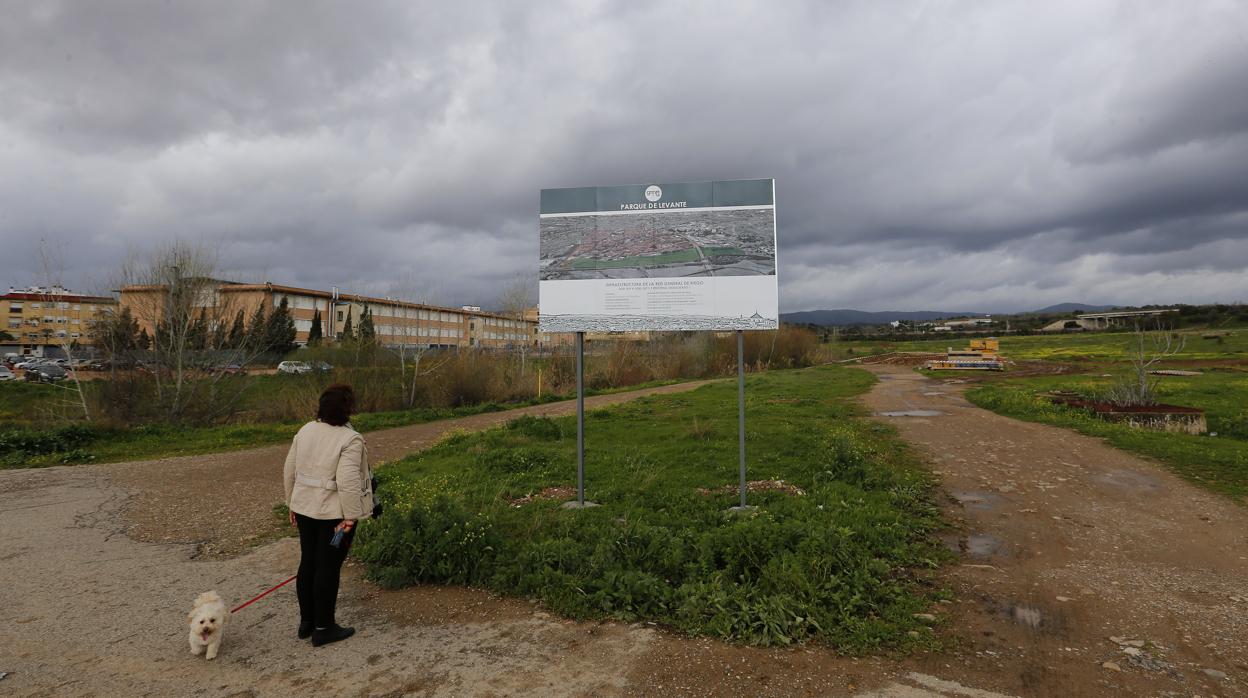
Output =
[{"x1": 539, "y1": 179, "x2": 778, "y2": 333}]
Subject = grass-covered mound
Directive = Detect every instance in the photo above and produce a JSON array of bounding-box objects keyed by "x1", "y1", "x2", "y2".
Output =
[{"x1": 354, "y1": 366, "x2": 947, "y2": 650}]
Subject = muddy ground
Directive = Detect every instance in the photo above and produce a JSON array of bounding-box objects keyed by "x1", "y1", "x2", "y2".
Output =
[{"x1": 1, "y1": 369, "x2": 1244, "y2": 696}]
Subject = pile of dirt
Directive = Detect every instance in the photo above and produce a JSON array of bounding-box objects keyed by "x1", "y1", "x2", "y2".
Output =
[
  {"x1": 855, "y1": 352, "x2": 946, "y2": 366},
  {"x1": 507, "y1": 485, "x2": 577, "y2": 507},
  {"x1": 695, "y1": 479, "x2": 806, "y2": 497}
]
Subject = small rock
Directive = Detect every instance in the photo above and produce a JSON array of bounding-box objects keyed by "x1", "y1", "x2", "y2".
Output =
[
  {"x1": 1203, "y1": 668, "x2": 1227, "y2": 680},
  {"x1": 913, "y1": 613, "x2": 937, "y2": 622},
  {"x1": 1056, "y1": 596, "x2": 1073, "y2": 602},
  {"x1": 1123, "y1": 647, "x2": 1142, "y2": 657},
  {"x1": 1102, "y1": 661, "x2": 1122, "y2": 672},
  {"x1": 1121, "y1": 639, "x2": 1145, "y2": 648}
]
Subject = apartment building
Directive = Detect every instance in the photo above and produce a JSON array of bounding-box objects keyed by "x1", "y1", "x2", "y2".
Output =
[
  {"x1": 119, "y1": 280, "x2": 538, "y2": 350},
  {"x1": 2, "y1": 286, "x2": 118, "y2": 357}
]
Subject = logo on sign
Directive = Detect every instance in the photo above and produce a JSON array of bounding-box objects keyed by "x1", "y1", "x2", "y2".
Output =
[{"x1": 644, "y1": 185, "x2": 662, "y2": 202}]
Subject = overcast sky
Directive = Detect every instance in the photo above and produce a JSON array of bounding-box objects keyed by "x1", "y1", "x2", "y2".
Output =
[{"x1": 2, "y1": 1, "x2": 1246, "y2": 313}]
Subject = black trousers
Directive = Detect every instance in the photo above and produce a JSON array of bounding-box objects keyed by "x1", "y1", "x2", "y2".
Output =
[{"x1": 295, "y1": 513, "x2": 355, "y2": 628}]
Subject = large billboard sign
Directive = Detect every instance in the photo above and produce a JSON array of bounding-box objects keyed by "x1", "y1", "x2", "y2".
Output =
[{"x1": 539, "y1": 179, "x2": 778, "y2": 333}]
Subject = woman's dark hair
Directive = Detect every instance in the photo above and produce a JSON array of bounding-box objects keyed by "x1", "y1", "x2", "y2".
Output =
[{"x1": 317, "y1": 384, "x2": 355, "y2": 426}]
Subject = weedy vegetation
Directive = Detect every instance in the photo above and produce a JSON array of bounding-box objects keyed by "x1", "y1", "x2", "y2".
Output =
[{"x1": 354, "y1": 366, "x2": 949, "y2": 650}]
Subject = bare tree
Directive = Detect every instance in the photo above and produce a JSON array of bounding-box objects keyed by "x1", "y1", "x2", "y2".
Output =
[
  {"x1": 116, "y1": 241, "x2": 270, "y2": 423},
  {"x1": 382, "y1": 281, "x2": 452, "y2": 409},
  {"x1": 497, "y1": 273, "x2": 536, "y2": 376},
  {"x1": 1104, "y1": 318, "x2": 1186, "y2": 406},
  {"x1": 36, "y1": 241, "x2": 92, "y2": 420}
]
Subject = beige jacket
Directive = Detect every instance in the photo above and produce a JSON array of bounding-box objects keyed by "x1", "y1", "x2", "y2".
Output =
[{"x1": 283, "y1": 421, "x2": 374, "y2": 521}]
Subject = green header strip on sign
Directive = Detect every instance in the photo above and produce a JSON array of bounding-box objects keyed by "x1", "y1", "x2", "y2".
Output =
[{"x1": 540, "y1": 178, "x2": 774, "y2": 215}]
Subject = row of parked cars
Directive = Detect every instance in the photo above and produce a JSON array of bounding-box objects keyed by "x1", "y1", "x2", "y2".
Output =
[
  {"x1": 276, "y1": 360, "x2": 333, "y2": 375},
  {"x1": 1, "y1": 355, "x2": 336, "y2": 383},
  {"x1": 0, "y1": 356, "x2": 78, "y2": 383}
]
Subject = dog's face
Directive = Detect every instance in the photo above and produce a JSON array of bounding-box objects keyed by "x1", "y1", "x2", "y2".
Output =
[
  {"x1": 188, "y1": 591, "x2": 226, "y2": 644},
  {"x1": 189, "y1": 606, "x2": 224, "y2": 642}
]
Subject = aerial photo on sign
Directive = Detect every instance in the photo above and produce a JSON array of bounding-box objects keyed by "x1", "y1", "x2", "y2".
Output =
[
  {"x1": 538, "y1": 179, "x2": 779, "y2": 333},
  {"x1": 539, "y1": 209, "x2": 776, "y2": 280}
]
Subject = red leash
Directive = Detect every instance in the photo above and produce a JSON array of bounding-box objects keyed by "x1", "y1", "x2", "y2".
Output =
[{"x1": 231, "y1": 575, "x2": 297, "y2": 614}]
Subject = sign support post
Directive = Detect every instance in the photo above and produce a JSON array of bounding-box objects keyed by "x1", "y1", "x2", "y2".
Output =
[
  {"x1": 562, "y1": 331, "x2": 597, "y2": 509},
  {"x1": 730, "y1": 330, "x2": 755, "y2": 513}
]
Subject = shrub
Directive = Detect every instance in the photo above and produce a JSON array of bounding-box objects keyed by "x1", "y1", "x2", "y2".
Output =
[{"x1": 0, "y1": 424, "x2": 106, "y2": 457}]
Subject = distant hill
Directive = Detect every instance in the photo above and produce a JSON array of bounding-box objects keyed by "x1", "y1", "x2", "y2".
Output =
[
  {"x1": 781, "y1": 309, "x2": 983, "y2": 327},
  {"x1": 1027, "y1": 303, "x2": 1117, "y2": 314}
]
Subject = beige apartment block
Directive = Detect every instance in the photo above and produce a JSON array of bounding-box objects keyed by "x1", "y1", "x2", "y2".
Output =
[
  {"x1": 119, "y1": 280, "x2": 538, "y2": 350},
  {"x1": 2, "y1": 286, "x2": 118, "y2": 357}
]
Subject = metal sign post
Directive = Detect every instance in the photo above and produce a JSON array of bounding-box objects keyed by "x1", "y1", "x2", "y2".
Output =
[
  {"x1": 562, "y1": 331, "x2": 597, "y2": 509},
  {"x1": 729, "y1": 330, "x2": 756, "y2": 513}
]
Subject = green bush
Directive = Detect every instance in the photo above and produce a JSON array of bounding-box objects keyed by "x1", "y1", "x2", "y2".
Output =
[{"x1": 0, "y1": 424, "x2": 108, "y2": 458}]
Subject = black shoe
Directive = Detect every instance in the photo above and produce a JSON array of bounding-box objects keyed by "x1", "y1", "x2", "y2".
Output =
[
  {"x1": 311, "y1": 624, "x2": 355, "y2": 647},
  {"x1": 298, "y1": 621, "x2": 314, "y2": 639}
]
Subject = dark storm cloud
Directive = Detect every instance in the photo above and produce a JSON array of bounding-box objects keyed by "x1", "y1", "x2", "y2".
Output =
[{"x1": 0, "y1": 0, "x2": 1246, "y2": 312}]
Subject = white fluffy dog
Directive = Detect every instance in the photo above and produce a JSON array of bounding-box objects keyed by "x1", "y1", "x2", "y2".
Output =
[{"x1": 187, "y1": 591, "x2": 227, "y2": 660}]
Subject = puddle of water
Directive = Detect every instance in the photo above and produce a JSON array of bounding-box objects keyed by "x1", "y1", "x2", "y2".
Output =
[
  {"x1": 966, "y1": 533, "x2": 1006, "y2": 557},
  {"x1": 939, "y1": 532, "x2": 1007, "y2": 558},
  {"x1": 1094, "y1": 468, "x2": 1163, "y2": 492},
  {"x1": 949, "y1": 490, "x2": 1006, "y2": 511},
  {"x1": 1011, "y1": 605, "x2": 1044, "y2": 630},
  {"x1": 877, "y1": 410, "x2": 943, "y2": 417}
]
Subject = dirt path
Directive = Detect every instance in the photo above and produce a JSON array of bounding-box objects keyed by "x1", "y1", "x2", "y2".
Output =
[
  {"x1": 863, "y1": 365, "x2": 1247, "y2": 697},
  {"x1": 4, "y1": 368, "x2": 1244, "y2": 696}
]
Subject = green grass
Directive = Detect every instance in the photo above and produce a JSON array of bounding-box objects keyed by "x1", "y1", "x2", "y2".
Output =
[
  {"x1": 966, "y1": 370, "x2": 1248, "y2": 502},
  {"x1": 354, "y1": 365, "x2": 948, "y2": 650},
  {"x1": 828, "y1": 330, "x2": 1248, "y2": 363},
  {"x1": 0, "y1": 376, "x2": 698, "y2": 468},
  {"x1": 0, "y1": 381, "x2": 67, "y2": 425}
]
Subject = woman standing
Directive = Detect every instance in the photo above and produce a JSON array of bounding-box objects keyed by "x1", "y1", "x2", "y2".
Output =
[{"x1": 283, "y1": 383, "x2": 374, "y2": 647}]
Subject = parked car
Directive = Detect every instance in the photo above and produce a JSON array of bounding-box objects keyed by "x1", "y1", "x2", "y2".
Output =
[
  {"x1": 311, "y1": 361, "x2": 334, "y2": 373},
  {"x1": 0, "y1": 366, "x2": 14, "y2": 381},
  {"x1": 15, "y1": 359, "x2": 45, "y2": 370},
  {"x1": 277, "y1": 360, "x2": 312, "y2": 375},
  {"x1": 25, "y1": 364, "x2": 67, "y2": 383},
  {"x1": 213, "y1": 363, "x2": 247, "y2": 376}
]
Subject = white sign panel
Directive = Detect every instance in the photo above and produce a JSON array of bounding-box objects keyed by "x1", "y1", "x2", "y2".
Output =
[{"x1": 539, "y1": 179, "x2": 778, "y2": 333}]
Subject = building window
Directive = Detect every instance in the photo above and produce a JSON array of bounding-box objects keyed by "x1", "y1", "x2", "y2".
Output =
[
  {"x1": 73, "y1": 305, "x2": 81, "y2": 311},
  {"x1": 336, "y1": 311, "x2": 344, "y2": 322},
  {"x1": 8, "y1": 303, "x2": 21, "y2": 313},
  {"x1": 31, "y1": 303, "x2": 40, "y2": 309},
  {"x1": 58, "y1": 302, "x2": 69, "y2": 310}
]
